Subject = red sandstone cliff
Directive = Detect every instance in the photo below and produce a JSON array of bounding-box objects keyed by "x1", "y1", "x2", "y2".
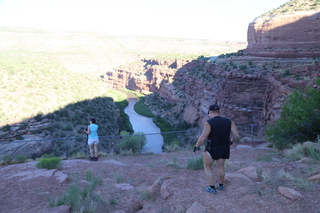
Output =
[{"x1": 245, "y1": 11, "x2": 320, "y2": 58}]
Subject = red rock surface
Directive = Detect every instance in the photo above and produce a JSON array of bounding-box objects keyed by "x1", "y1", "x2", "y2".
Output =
[
  {"x1": 245, "y1": 11, "x2": 320, "y2": 58},
  {"x1": 1, "y1": 145, "x2": 320, "y2": 213}
]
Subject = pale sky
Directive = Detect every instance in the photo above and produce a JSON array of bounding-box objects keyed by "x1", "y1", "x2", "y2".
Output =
[{"x1": 0, "y1": 0, "x2": 289, "y2": 41}]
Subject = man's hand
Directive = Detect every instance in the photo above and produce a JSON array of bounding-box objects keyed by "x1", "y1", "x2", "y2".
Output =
[
  {"x1": 193, "y1": 146, "x2": 200, "y2": 153},
  {"x1": 233, "y1": 136, "x2": 242, "y2": 144}
]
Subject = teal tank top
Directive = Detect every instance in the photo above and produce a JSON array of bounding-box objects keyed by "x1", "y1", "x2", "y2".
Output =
[{"x1": 88, "y1": 124, "x2": 98, "y2": 139}]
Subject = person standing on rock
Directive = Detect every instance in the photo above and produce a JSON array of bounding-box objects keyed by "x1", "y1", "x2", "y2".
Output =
[
  {"x1": 84, "y1": 118, "x2": 99, "y2": 161},
  {"x1": 193, "y1": 104, "x2": 240, "y2": 194}
]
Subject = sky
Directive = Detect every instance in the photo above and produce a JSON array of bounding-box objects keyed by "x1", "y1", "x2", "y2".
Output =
[{"x1": 0, "y1": 0, "x2": 289, "y2": 41}]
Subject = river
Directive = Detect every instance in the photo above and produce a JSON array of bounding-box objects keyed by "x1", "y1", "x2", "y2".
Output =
[{"x1": 124, "y1": 98, "x2": 163, "y2": 154}]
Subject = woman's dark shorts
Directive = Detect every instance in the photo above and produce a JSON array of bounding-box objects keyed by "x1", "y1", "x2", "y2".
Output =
[{"x1": 205, "y1": 145, "x2": 230, "y2": 160}]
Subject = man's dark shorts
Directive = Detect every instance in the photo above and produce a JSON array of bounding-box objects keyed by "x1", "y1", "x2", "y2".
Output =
[{"x1": 205, "y1": 145, "x2": 230, "y2": 160}]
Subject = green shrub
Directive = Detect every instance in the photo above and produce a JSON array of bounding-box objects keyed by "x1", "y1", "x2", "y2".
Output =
[
  {"x1": 2, "y1": 155, "x2": 12, "y2": 164},
  {"x1": 164, "y1": 156, "x2": 180, "y2": 170},
  {"x1": 134, "y1": 97, "x2": 154, "y2": 117},
  {"x1": 15, "y1": 155, "x2": 27, "y2": 163},
  {"x1": 16, "y1": 135, "x2": 24, "y2": 140},
  {"x1": 34, "y1": 112, "x2": 43, "y2": 121},
  {"x1": 239, "y1": 65, "x2": 247, "y2": 70},
  {"x1": 187, "y1": 156, "x2": 203, "y2": 170},
  {"x1": 36, "y1": 157, "x2": 62, "y2": 169},
  {"x1": 72, "y1": 151, "x2": 86, "y2": 159},
  {"x1": 49, "y1": 171, "x2": 105, "y2": 212},
  {"x1": 2, "y1": 124, "x2": 11, "y2": 132},
  {"x1": 265, "y1": 87, "x2": 320, "y2": 149},
  {"x1": 284, "y1": 143, "x2": 305, "y2": 160},
  {"x1": 305, "y1": 146, "x2": 320, "y2": 162},
  {"x1": 117, "y1": 131, "x2": 146, "y2": 153},
  {"x1": 305, "y1": 142, "x2": 320, "y2": 162},
  {"x1": 41, "y1": 153, "x2": 55, "y2": 158}
]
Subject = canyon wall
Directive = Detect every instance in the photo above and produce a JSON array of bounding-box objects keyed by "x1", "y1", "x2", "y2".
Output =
[
  {"x1": 104, "y1": 58, "x2": 271, "y2": 136},
  {"x1": 245, "y1": 11, "x2": 320, "y2": 58}
]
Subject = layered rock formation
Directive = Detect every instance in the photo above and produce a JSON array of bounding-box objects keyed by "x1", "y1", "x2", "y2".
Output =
[
  {"x1": 105, "y1": 58, "x2": 268, "y2": 136},
  {"x1": 104, "y1": 55, "x2": 319, "y2": 137},
  {"x1": 245, "y1": 11, "x2": 320, "y2": 58}
]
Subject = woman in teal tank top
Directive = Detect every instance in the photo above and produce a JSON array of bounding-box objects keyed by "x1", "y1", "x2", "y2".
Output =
[{"x1": 84, "y1": 118, "x2": 99, "y2": 161}]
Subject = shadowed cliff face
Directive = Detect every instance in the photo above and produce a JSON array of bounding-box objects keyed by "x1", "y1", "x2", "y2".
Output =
[
  {"x1": 104, "y1": 56, "x2": 319, "y2": 137},
  {"x1": 245, "y1": 11, "x2": 320, "y2": 58}
]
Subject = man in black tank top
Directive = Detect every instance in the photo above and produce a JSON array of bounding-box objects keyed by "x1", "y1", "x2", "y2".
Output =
[{"x1": 193, "y1": 104, "x2": 240, "y2": 194}]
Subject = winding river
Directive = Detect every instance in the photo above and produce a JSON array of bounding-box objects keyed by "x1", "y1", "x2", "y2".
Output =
[{"x1": 124, "y1": 98, "x2": 163, "y2": 154}]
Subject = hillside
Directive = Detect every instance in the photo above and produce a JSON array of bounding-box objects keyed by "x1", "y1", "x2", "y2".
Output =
[
  {"x1": 260, "y1": 0, "x2": 320, "y2": 17},
  {"x1": 0, "y1": 27, "x2": 247, "y2": 128}
]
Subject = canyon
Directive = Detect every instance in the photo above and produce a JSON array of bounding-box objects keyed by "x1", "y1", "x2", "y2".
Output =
[{"x1": 103, "y1": 10, "x2": 320, "y2": 138}]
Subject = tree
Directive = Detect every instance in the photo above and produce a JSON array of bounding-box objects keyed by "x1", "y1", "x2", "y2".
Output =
[{"x1": 265, "y1": 86, "x2": 320, "y2": 149}]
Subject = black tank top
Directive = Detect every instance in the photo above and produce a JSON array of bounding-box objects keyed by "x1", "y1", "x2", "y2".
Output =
[{"x1": 207, "y1": 116, "x2": 231, "y2": 146}]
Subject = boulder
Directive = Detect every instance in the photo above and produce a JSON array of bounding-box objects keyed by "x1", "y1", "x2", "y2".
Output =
[
  {"x1": 307, "y1": 174, "x2": 320, "y2": 183},
  {"x1": 278, "y1": 186, "x2": 303, "y2": 200},
  {"x1": 186, "y1": 201, "x2": 208, "y2": 213},
  {"x1": 236, "y1": 166, "x2": 258, "y2": 180}
]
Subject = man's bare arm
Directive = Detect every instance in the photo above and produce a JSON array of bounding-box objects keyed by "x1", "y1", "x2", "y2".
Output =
[
  {"x1": 231, "y1": 121, "x2": 241, "y2": 143},
  {"x1": 194, "y1": 122, "x2": 211, "y2": 149}
]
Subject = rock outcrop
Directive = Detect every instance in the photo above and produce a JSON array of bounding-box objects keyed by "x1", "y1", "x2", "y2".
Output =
[{"x1": 245, "y1": 11, "x2": 320, "y2": 58}]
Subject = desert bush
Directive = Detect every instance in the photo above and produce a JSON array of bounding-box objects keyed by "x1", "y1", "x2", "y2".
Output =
[
  {"x1": 187, "y1": 156, "x2": 203, "y2": 170},
  {"x1": 117, "y1": 131, "x2": 146, "y2": 153},
  {"x1": 2, "y1": 124, "x2": 11, "y2": 132},
  {"x1": 136, "y1": 186, "x2": 155, "y2": 200},
  {"x1": 284, "y1": 143, "x2": 305, "y2": 161},
  {"x1": 49, "y1": 171, "x2": 105, "y2": 212},
  {"x1": 71, "y1": 151, "x2": 86, "y2": 159},
  {"x1": 266, "y1": 86, "x2": 320, "y2": 149},
  {"x1": 41, "y1": 153, "x2": 56, "y2": 158},
  {"x1": 14, "y1": 155, "x2": 27, "y2": 163},
  {"x1": 36, "y1": 157, "x2": 62, "y2": 169},
  {"x1": 239, "y1": 65, "x2": 247, "y2": 70},
  {"x1": 164, "y1": 156, "x2": 180, "y2": 170},
  {"x1": 305, "y1": 144, "x2": 320, "y2": 162},
  {"x1": 2, "y1": 155, "x2": 12, "y2": 164},
  {"x1": 163, "y1": 141, "x2": 180, "y2": 152},
  {"x1": 34, "y1": 112, "x2": 43, "y2": 121}
]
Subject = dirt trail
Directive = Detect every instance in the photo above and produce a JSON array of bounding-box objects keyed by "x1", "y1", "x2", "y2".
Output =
[{"x1": 0, "y1": 144, "x2": 319, "y2": 213}]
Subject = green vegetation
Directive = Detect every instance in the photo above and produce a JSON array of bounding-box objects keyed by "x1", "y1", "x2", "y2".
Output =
[
  {"x1": 265, "y1": 85, "x2": 320, "y2": 149},
  {"x1": 285, "y1": 136, "x2": 320, "y2": 162},
  {"x1": 261, "y1": 0, "x2": 320, "y2": 18},
  {"x1": 49, "y1": 171, "x2": 105, "y2": 212},
  {"x1": 116, "y1": 131, "x2": 146, "y2": 153},
  {"x1": 187, "y1": 156, "x2": 204, "y2": 170},
  {"x1": 14, "y1": 155, "x2": 27, "y2": 163},
  {"x1": 36, "y1": 157, "x2": 62, "y2": 169},
  {"x1": 134, "y1": 96, "x2": 154, "y2": 118},
  {"x1": 164, "y1": 155, "x2": 180, "y2": 170},
  {"x1": 2, "y1": 155, "x2": 12, "y2": 165}
]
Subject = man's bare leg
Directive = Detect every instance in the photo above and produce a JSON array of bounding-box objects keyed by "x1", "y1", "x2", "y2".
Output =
[
  {"x1": 216, "y1": 158, "x2": 226, "y2": 184},
  {"x1": 203, "y1": 151, "x2": 215, "y2": 186}
]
